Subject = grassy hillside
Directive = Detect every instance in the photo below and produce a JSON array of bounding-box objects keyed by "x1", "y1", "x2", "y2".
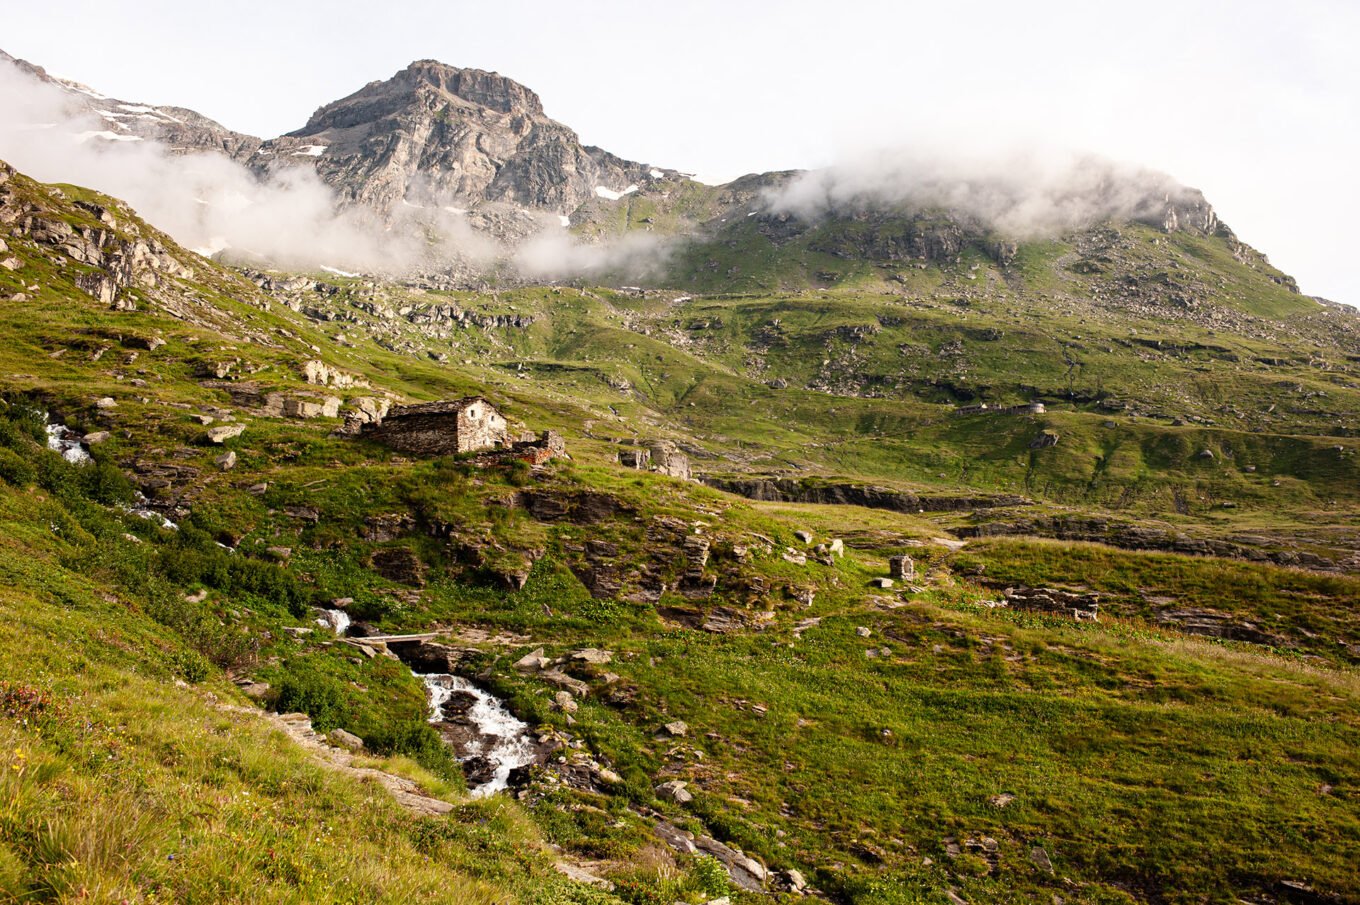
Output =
[{"x1": 0, "y1": 161, "x2": 1357, "y2": 904}]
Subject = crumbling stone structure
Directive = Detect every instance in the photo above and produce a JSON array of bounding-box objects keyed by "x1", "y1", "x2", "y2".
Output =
[{"x1": 362, "y1": 397, "x2": 507, "y2": 455}]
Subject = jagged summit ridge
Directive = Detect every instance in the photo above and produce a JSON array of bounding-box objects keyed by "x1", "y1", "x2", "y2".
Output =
[
  {"x1": 260, "y1": 58, "x2": 662, "y2": 216},
  {"x1": 297, "y1": 60, "x2": 547, "y2": 125}
]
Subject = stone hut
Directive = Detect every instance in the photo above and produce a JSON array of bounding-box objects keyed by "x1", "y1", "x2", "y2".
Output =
[{"x1": 362, "y1": 397, "x2": 508, "y2": 455}]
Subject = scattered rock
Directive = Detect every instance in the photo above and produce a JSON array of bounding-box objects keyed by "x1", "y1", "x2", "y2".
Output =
[
  {"x1": 215, "y1": 450, "x2": 237, "y2": 471},
  {"x1": 794, "y1": 529, "x2": 813, "y2": 544},
  {"x1": 329, "y1": 728, "x2": 365, "y2": 751},
  {"x1": 554, "y1": 690, "x2": 578, "y2": 713},
  {"x1": 205, "y1": 423, "x2": 245, "y2": 444},
  {"x1": 663, "y1": 720, "x2": 689, "y2": 737},
  {"x1": 570, "y1": 648, "x2": 613, "y2": 665},
  {"x1": 515, "y1": 647, "x2": 548, "y2": 670},
  {"x1": 656, "y1": 780, "x2": 693, "y2": 804},
  {"x1": 1030, "y1": 846, "x2": 1055, "y2": 875},
  {"x1": 870, "y1": 577, "x2": 895, "y2": 589}
]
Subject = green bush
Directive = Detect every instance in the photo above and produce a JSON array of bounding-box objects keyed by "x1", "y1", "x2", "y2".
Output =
[
  {"x1": 364, "y1": 719, "x2": 465, "y2": 786},
  {"x1": 0, "y1": 448, "x2": 35, "y2": 487},
  {"x1": 273, "y1": 667, "x2": 347, "y2": 731}
]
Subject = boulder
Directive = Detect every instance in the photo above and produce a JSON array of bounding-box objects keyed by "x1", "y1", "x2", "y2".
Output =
[
  {"x1": 205, "y1": 423, "x2": 245, "y2": 444},
  {"x1": 656, "y1": 780, "x2": 693, "y2": 804},
  {"x1": 515, "y1": 647, "x2": 548, "y2": 669},
  {"x1": 328, "y1": 728, "x2": 365, "y2": 751}
]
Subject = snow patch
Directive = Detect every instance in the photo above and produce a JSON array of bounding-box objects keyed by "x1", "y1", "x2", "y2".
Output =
[
  {"x1": 292, "y1": 145, "x2": 327, "y2": 157},
  {"x1": 57, "y1": 79, "x2": 108, "y2": 100},
  {"x1": 320, "y1": 265, "x2": 359, "y2": 278},
  {"x1": 649, "y1": 169, "x2": 664, "y2": 179},
  {"x1": 594, "y1": 184, "x2": 639, "y2": 201},
  {"x1": 77, "y1": 130, "x2": 144, "y2": 143},
  {"x1": 558, "y1": 214, "x2": 571, "y2": 227}
]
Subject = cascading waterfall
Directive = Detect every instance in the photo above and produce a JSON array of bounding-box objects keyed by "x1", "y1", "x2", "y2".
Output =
[
  {"x1": 418, "y1": 672, "x2": 537, "y2": 797},
  {"x1": 44, "y1": 415, "x2": 92, "y2": 465},
  {"x1": 315, "y1": 608, "x2": 352, "y2": 636}
]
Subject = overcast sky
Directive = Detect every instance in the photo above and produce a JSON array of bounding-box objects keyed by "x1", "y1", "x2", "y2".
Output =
[{"x1": 4, "y1": 0, "x2": 1357, "y2": 304}]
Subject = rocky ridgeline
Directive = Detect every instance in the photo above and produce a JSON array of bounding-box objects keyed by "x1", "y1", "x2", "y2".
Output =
[
  {"x1": 254, "y1": 60, "x2": 667, "y2": 218},
  {"x1": 0, "y1": 162, "x2": 192, "y2": 308},
  {"x1": 706, "y1": 476, "x2": 1029, "y2": 514}
]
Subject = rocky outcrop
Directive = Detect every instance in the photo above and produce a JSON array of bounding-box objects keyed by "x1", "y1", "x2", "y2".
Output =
[
  {"x1": 706, "y1": 477, "x2": 1029, "y2": 513},
  {"x1": 1, "y1": 50, "x2": 263, "y2": 162},
  {"x1": 254, "y1": 60, "x2": 667, "y2": 219},
  {"x1": 957, "y1": 515, "x2": 1346, "y2": 571},
  {"x1": 1004, "y1": 586, "x2": 1100, "y2": 621}
]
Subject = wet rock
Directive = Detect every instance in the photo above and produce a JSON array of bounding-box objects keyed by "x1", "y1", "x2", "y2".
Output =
[
  {"x1": 462, "y1": 755, "x2": 497, "y2": 786},
  {"x1": 387, "y1": 639, "x2": 467, "y2": 674}
]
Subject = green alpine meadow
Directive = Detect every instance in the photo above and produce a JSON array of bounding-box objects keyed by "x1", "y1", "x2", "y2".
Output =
[{"x1": 0, "y1": 36, "x2": 1356, "y2": 905}]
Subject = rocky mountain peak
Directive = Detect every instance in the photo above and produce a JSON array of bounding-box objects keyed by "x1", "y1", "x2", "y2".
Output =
[
  {"x1": 399, "y1": 60, "x2": 544, "y2": 115},
  {"x1": 293, "y1": 59, "x2": 544, "y2": 134}
]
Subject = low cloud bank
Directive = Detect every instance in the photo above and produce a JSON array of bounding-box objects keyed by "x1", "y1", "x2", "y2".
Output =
[{"x1": 763, "y1": 147, "x2": 1201, "y2": 236}]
